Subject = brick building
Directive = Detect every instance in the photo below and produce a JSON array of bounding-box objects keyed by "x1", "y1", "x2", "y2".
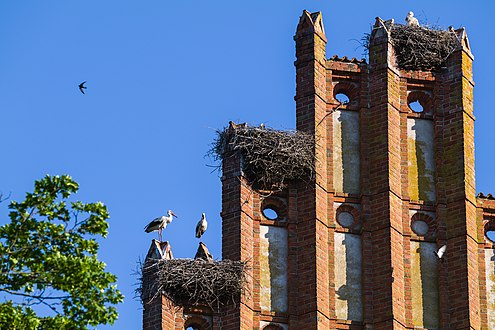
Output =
[{"x1": 142, "y1": 10, "x2": 495, "y2": 329}]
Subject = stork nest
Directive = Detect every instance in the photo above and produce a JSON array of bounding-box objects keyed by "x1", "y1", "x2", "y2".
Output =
[
  {"x1": 139, "y1": 259, "x2": 247, "y2": 309},
  {"x1": 389, "y1": 24, "x2": 459, "y2": 71},
  {"x1": 210, "y1": 124, "x2": 316, "y2": 190}
]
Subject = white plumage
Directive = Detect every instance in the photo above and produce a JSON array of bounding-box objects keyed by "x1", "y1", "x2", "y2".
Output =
[
  {"x1": 195, "y1": 213, "x2": 207, "y2": 239},
  {"x1": 405, "y1": 11, "x2": 419, "y2": 27},
  {"x1": 434, "y1": 244, "x2": 447, "y2": 261},
  {"x1": 144, "y1": 210, "x2": 178, "y2": 241}
]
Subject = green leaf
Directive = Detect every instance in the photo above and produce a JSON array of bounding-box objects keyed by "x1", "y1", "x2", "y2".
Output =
[{"x1": 0, "y1": 175, "x2": 123, "y2": 329}]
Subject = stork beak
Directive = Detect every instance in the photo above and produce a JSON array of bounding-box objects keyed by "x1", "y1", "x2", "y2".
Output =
[{"x1": 171, "y1": 212, "x2": 178, "y2": 218}]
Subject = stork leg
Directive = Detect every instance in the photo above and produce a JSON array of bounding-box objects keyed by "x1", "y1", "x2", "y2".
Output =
[{"x1": 158, "y1": 228, "x2": 162, "y2": 242}]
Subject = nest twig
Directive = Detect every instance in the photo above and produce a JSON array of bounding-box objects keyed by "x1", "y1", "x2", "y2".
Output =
[
  {"x1": 209, "y1": 124, "x2": 316, "y2": 190},
  {"x1": 139, "y1": 259, "x2": 247, "y2": 310},
  {"x1": 389, "y1": 24, "x2": 458, "y2": 71}
]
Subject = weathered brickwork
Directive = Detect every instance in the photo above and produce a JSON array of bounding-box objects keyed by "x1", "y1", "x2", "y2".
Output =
[{"x1": 142, "y1": 10, "x2": 495, "y2": 330}]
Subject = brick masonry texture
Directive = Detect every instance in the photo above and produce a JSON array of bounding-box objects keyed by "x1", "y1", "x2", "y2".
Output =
[{"x1": 142, "y1": 11, "x2": 495, "y2": 330}]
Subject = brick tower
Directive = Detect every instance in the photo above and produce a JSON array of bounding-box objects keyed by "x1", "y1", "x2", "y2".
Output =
[{"x1": 143, "y1": 10, "x2": 495, "y2": 330}]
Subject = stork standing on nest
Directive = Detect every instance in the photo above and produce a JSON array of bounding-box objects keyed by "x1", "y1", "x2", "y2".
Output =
[
  {"x1": 144, "y1": 210, "x2": 178, "y2": 241},
  {"x1": 195, "y1": 213, "x2": 207, "y2": 239},
  {"x1": 405, "y1": 11, "x2": 419, "y2": 27}
]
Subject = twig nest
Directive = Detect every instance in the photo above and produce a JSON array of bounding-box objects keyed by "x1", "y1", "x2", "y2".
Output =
[
  {"x1": 210, "y1": 124, "x2": 316, "y2": 190},
  {"x1": 390, "y1": 24, "x2": 459, "y2": 71},
  {"x1": 140, "y1": 259, "x2": 247, "y2": 309}
]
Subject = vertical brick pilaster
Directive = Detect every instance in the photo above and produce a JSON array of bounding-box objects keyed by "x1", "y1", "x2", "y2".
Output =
[
  {"x1": 221, "y1": 153, "x2": 256, "y2": 329},
  {"x1": 142, "y1": 277, "x2": 179, "y2": 330},
  {"x1": 365, "y1": 19, "x2": 406, "y2": 328},
  {"x1": 294, "y1": 10, "x2": 330, "y2": 329},
  {"x1": 438, "y1": 43, "x2": 480, "y2": 328}
]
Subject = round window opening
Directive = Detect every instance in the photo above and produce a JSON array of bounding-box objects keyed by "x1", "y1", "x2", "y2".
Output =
[
  {"x1": 337, "y1": 211, "x2": 354, "y2": 228},
  {"x1": 486, "y1": 230, "x2": 495, "y2": 243},
  {"x1": 335, "y1": 93, "x2": 350, "y2": 104},
  {"x1": 262, "y1": 208, "x2": 278, "y2": 220},
  {"x1": 411, "y1": 220, "x2": 429, "y2": 236},
  {"x1": 408, "y1": 100, "x2": 423, "y2": 113}
]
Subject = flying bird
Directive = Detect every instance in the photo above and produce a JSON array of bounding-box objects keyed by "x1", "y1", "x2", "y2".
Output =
[
  {"x1": 405, "y1": 11, "x2": 419, "y2": 27},
  {"x1": 144, "y1": 210, "x2": 178, "y2": 241},
  {"x1": 78, "y1": 81, "x2": 87, "y2": 94},
  {"x1": 434, "y1": 244, "x2": 447, "y2": 262},
  {"x1": 195, "y1": 213, "x2": 207, "y2": 239}
]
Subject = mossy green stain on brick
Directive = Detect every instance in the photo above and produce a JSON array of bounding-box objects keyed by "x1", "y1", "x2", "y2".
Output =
[{"x1": 407, "y1": 118, "x2": 435, "y2": 202}]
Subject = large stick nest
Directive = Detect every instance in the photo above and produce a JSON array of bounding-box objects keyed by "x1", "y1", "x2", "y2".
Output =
[
  {"x1": 390, "y1": 24, "x2": 459, "y2": 71},
  {"x1": 210, "y1": 124, "x2": 316, "y2": 190},
  {"x1": 139, "y1": 259, "x2": 247, "y2": 309}
]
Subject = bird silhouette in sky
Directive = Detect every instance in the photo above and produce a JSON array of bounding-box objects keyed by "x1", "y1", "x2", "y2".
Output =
[{"x1": 78, "y1": 81, "x2": 87, "y2": 94}]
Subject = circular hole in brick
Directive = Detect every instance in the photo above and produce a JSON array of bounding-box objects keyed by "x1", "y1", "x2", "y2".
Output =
[
  {"x1": 262, "y1": 208, "x2": 278, "y2": 220},
  {"x1": 408, "y1": 100, "x2": 423, "y2": 113},
  {"x1": 486, "y1": 230, "x2": 495, "y2": 243},
  {"x1": 337, "y1": 211, "x2": 354, "y2": 228},
  {"x1": 335, "y1": 93, "x2": 350, "y2": 104},
  {"x1": 411, "y1": 220, "x2": 429, "y2": 236},
  {"x1": 264, "y1": 325, "x2": 284, "y2": 330}
]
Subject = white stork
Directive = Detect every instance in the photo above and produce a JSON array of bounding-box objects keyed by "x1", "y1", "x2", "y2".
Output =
[
  {"x1": 144, "y1": 210, "x2": 178, "y2": 241},
  {"x1": 433, "y1": 244, "x2": 447, "y2": 262},
  {"x1": 405, "y1": 11, "x2": 419, "y2": 27},
  {"x1": 195, "y1": 213, "x2": 207, "y2": 239}
]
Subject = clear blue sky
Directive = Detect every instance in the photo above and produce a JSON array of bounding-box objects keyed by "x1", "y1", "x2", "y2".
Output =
[{"x1": 0, "y1": 1, "x2": 492, "y2": 328}]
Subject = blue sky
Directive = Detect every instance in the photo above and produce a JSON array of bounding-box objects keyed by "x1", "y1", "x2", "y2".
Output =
[{"x1": 0, "y1": 1, "x2": 492, "y2": 328}]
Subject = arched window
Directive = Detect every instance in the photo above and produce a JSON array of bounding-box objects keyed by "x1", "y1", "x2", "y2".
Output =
[
  {"x1": 407, "y1": 91, "x2": 432, "y2": 115},
  {"x1": 409, "y1": 212, "x2": 439, "y2": 328},
  {"x1": 334, "y1": 204, "x2": 363, "y2": 321},
  {"x1": 335, "y1": 92, "x2": 350, "y2": 104},
  {"x1": 335, "y1": 204, "x2": 361, "y2": 230},
  {"x1": 263, "y1": 324, "x2": 283, "y2": 330},
  {"x1": 184, "y1": 315, "x2": 210, "y2": 330},
  {"x1": 333, "y1": 81, "x2": 359, "y2": 107},
  {"x1": 406, "y1": 92, "x2": 436, "y2": 202},
  {"x1": 410, "y1": 212, "x2": 436, "y2": 239},
  {"x1": 261, "y1": 197, "x2": 287, "y2": 222},
  {"x1": 483, "y1": 217, "x2": 495, "y2": 326},
  {"x1": 485, "y1": 220, "x2": 495, "y2": 243},
  {"x1": 332, "y1": 83, "x2": 361, "y2": 195}
]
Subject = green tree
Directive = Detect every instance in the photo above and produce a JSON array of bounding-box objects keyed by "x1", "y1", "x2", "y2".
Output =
[{"x1": 0, "y1": 175, "x2": 123, "y2": 329}]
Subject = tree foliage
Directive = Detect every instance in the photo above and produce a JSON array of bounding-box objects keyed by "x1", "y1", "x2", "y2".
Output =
[{"x1": 0, "y1": 175, "x2": 123, "y2": 329}]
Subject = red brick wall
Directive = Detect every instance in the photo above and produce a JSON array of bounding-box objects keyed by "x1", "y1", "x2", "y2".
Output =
[
  {"x1": 142, "y1": 293, "x2": 179, "y2": 330},
  {"x1": 366, "y1": 22, "x2": 407, "y2": 328},
  {"x1": 437, "y1": 46, "x2": 479, "y2": 329},
  {"x1": 221, "y1": 151, "x2": 256, "y2": 329},
  {"x1": 143, "y1": 12, "x2": 484, "y2": 330},
  {"x1": 293, "y1": 10, "x2": 332, "y2": 329},
  {"x1": 217, "y1": 13, "x2": 480, "y2": 330}
]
